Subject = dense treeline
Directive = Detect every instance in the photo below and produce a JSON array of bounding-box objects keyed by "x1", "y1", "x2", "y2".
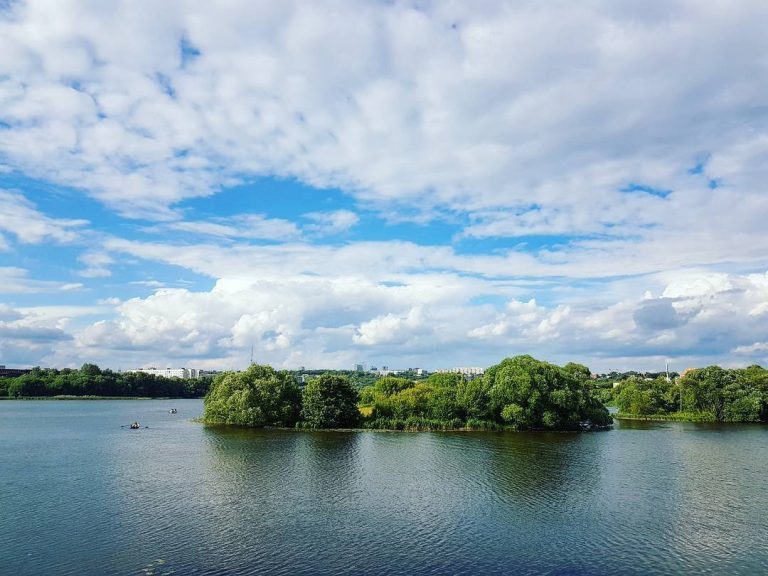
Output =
[
  {"x1": 609, "y1": 365, "x2": 768, "y2": 422},
  {"x1": 0, "y1": 364, "x2": 211, "y2": 398},
  {"x1": 203, "y1": 355, "x2": 612, "y2": 431}
]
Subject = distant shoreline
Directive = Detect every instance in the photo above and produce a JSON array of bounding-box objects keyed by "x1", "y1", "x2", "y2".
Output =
[
  {"x1": 0, "y1": 395, "x2": 200, "y2": 401},
  {"x1": 614, "y1": 412, "x2": 766, "y2": 424}
]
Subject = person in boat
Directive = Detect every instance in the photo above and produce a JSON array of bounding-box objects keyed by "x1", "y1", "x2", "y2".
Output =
[{"x1": 130, "y1": 421, "x2": 140, "y2": 429}]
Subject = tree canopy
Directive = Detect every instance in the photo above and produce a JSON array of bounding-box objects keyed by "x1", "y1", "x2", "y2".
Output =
[
  {"x1": 363, "y1": 355, "x2": 611, "y2": 431},
  {"x1": 300, "y1": 373, "x2": 360, "y2": 429},
  {"x1": 609, "y1": 365, "x2": 768, "y2": 422},
  {"x1": 0, "y1": 365, "x2": 210, "y2": 398},
  {"x1": 204, "y1": 364, "x2": 301, "y2": 427}
]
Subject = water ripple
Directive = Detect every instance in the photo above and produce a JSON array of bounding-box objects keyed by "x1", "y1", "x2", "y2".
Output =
[{"x1": 1, "y1": 402, "x2": 767, "y2": 575}]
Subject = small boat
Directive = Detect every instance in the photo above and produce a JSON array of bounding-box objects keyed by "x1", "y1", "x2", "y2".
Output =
[
  {"x1": 169, "y1": 408, "x2": 177, "y2": 414},
  {"x1": 129, "y1": 422, "x2": 141, "y2": 429}
]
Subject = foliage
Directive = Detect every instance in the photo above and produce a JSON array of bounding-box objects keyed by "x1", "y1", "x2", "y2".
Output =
[
  {"x1": 204, "y1": 365, "x2": 301, "y2": 427},
  {"x1": 483, "y1": 355, "x2": 612, "y2": 430},
  {"x1": 374, "y1": 376, "x2": 415, "y2": 397},
  {"x1": 0, "y1": 365, "x2": 211, "y2": 398},
  {"x1": 300, "y1": 373, "x2": 360, "y2": 429},
  {"x1": 614, "y1": 376, "x2": 674, "y2": 416},
  {"x1": 366, "y1": 355, "x2": 611, "y2": 431},
  {"x1": 610, "y1": 365, "x2": 768, "y2": 423},
  {"x1": 358, "y1": 385, "x2": 375, "y2": 406}
]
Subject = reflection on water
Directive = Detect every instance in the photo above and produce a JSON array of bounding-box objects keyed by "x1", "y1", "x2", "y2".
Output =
[{"x1": 1, "y1": 401, "x2": 767, "y2": 575}]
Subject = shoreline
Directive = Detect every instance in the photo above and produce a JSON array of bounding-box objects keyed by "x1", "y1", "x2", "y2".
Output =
[
  {"x1": 614, "y1": 412, "x2": 766, "y2": 424},
  {"x1": 0, "y1": 395, "x2": 203, "y2": 401},
  {"x1": 199, "y1": 420, "x2": 614, "y2": 433}
]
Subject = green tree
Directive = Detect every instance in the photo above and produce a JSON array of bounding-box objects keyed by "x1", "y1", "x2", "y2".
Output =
[
  {"x1": 359, "y1": 385, "x2": 375, "y2": 406},
  {"x1": 203, "y1": 364, "x2": 301, "y2": 427},
  {"x1": 301, "y1": 373, "x2": 360, "y2": 428},
  {"x1": 681, "y1": 366, "x2": 735, "y2": 420},
  {"x1": 563, "y1": 362, "x2": 591, "y2": 382},
  {"x1": 484, "y1": 355, "x2": 611, "y2": 430},
  {"x1": 374, "y1": 376, "x2": 414, "y2": 397},
  {"x1": 455, "y1": 377, "x2": 491, "y2": 421},
  {"x1": 425, "y1": 372, "x2": 465, "y2": 388}
]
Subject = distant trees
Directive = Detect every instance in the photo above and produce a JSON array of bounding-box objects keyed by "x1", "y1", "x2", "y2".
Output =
[
  {"x1": 610, "y1": 365, "x2": 768, "y2": 422},
  {"x1": 0, "y1": 365, "x2": 210, "y2": 398}
]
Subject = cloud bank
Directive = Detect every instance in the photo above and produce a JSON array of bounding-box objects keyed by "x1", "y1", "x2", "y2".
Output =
[{"x1": 1, "y1": 1, "x2": 767, "y2": 370}]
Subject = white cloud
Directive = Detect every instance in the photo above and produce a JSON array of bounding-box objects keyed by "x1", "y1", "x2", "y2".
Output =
[
  {"x1": 0, "y1": 0, "x2": 765, "y2": 257},
  {"x1": 78, "y1": 251, "x2": 114, "y2": 278},
  {"x1": 354, "y1": 307, "x2": 426, "y2": 346},
  {"x1": 304, "y1": 209, "x2": 359, "y2": 236},
  {"x1": 0, "y1": 302, "x2": 106, "y2": 367},
  {"x1": 37, "y1": 231, "x2": 767, "y2": 371},
  {"x1": 0, "y1": 189, "x2": 88, "y2": 245},
  {"x1": 160, "y1": 214, "x2": 300, "y2": 241},
  {"x1": 2, "y1": 1, "x2": 768, "y2": 371},
  {"x1": 733, "y1": 342, "x2": 768, "y2": 355},
  {"x1": 0, "y1": 267, "x2": 83, "y2": 294}
]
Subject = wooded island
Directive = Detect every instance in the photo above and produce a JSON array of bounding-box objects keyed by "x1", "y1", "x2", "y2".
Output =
[{"x1": 203, "y1": 355, "x2": 613, "y2": 431}]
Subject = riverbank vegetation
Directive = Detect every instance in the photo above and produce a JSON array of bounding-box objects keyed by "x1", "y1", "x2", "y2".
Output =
[
  {"x1": 0, "y1": 364, "x2": 211, "y2": 399},
  {"x1": 203, "y1": 355, "x2": 613, "y2": 431},
  {"x1": 606, "y1": 365, "x2": 768, "y2": 422}
]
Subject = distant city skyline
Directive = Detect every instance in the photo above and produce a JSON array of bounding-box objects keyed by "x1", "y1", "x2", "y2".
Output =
[{"x1": 2, "y1": 1, "x2": 768, "y2": 372}]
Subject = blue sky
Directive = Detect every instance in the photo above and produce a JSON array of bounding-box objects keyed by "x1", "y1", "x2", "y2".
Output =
[{"x1": 2, "y1": 0, "x2": 768, "y2": 372}]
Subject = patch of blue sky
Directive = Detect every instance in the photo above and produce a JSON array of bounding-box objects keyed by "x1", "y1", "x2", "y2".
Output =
[
  {"x1": 2, "y1": 242, "x2": 81, "y2": 282},
  {"x1": 0, "y1": 172, "x2": 129, "y2": 235},
  {"x1": 179, "y1": 176, "x2": 461, "y2": 245},
  {"x1": 468, "y1": 294, "x2": 508, "y2": 307},
  {"x1": 179, "y1": 176, "x2": 352, "y2": 220},
  {"x1": 155, "y1": 72, "x2": 176, "y2": 98},
  {"x1": 0, "y1": 173, "x2": 215, "y2": 298},
  {"x1": 619, "y1": 182, "x2": 672, "y2": 198},
  {"x1": 687, "y1": 153, "x2": 710, "y2": 175},
  {"x1": 349, "y1": 212, "x2": 457, "y2": 246},
  {"x1": 455, "y1": 234, "x2": 577, "y2": 255},
  {"x1": 97, "y1": 266, "x2": 215, "y2": 299},
  {"x1": 179, "y1": 36, "x2": 201, "y2": 67}
]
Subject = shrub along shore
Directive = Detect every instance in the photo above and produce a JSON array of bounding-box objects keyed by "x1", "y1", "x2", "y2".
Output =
[{"x1": 203, "y1": 355, "x2": 613, "y2": 431}]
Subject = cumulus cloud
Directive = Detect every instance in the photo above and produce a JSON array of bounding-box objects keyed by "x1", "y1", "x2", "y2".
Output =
[
  {"x1": 0, "y1": 303, "x2": 104, "y2": 367},
  {"x1": 2, "y1": 1, "x2": 768, "y2": 370},
  {"x1": 23, "y1": 243, "x2": 754, "y2": 371}
]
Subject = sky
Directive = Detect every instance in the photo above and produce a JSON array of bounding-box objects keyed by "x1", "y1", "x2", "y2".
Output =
[{"x1": 2, "y1": 0, "x2": 768, "y2": 373}]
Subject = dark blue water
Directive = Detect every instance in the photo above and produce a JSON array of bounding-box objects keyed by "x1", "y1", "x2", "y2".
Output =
[{"x1": 1, "y1": 400, "x2": 767, "y2": 575}]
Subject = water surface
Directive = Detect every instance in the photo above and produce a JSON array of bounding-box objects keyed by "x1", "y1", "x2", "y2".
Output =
[{"x1": 1, "y1": 400, "x2": 766, "y2": 575}]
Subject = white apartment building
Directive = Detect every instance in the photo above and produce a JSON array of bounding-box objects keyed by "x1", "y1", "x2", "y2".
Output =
[
  {"x1": 436, "y1": 367, "x2": 485, "y2": 376},
  {"x1": 127, "y1": 367, "x2": 208, "y2": 379}
]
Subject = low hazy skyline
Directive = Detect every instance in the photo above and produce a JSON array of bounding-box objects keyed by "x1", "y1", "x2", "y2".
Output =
[{"x1": 2, "y1": 0, "x2": 768, "y2": 372}]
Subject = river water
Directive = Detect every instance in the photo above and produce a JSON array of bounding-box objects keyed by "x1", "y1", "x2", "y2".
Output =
[{"x1": 1, "y1": 399, "x2": 766, "y2": 575}]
